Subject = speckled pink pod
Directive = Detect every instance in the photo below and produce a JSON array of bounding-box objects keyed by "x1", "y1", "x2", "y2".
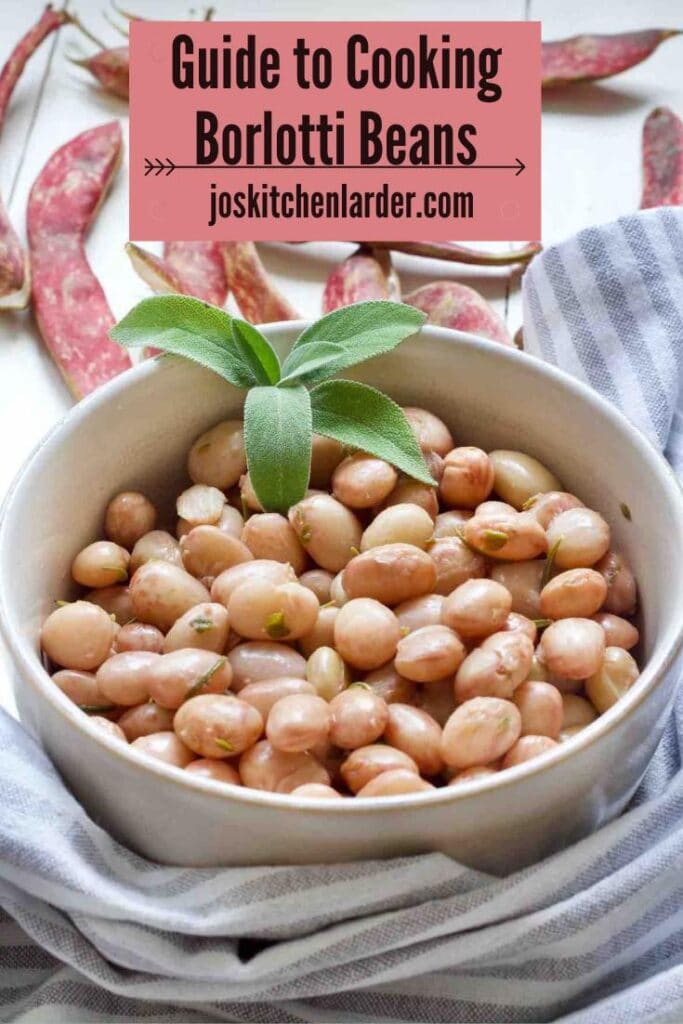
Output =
[
  {"x1": 322, "y1": 247, "x2": 400, "y2": 312},
  {"x1": 77, "y1": 46, "x2": 129, "y2": 100},
  {"x1": 641, "y1": 107, "x2": 683, "y2": 209},
  {"x1": 405, "y1": 282, "x2": 513, "y2": 347},
  {"x1": 222, "y1": 242, "x2": 299, "y2": 324},
  {"x1": 542, "y1": 29, "x2": 679, "y2": 88},
  {"x1": 27, "y1": 121, "x2": 132, "y2": 399},
  {"x1": 163, "y1": 242, "x2": 228, "y2": 307}
]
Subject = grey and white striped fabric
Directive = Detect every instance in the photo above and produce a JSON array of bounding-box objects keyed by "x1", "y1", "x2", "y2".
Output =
[{"x1": 1, "y1": 207, "x2": 683, "y2": 1024}]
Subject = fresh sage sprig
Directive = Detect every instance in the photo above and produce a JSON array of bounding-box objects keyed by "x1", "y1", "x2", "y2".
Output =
[{"x1": 110, "y1": 297, "x2": 432, "y2": 514}]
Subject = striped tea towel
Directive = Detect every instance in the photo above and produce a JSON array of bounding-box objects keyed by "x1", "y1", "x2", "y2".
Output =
[{"x1": 0, "y1": 207, "x2": 682, "y2": 1024}]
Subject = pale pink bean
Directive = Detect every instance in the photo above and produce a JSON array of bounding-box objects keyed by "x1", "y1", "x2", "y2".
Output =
[
  {"x1": 540, "y1": 618, "x2": 605, "y2": 680},
  {"x1": 395, "y1": 594, "x2": 445, "y2": 633},
  {"x1": 441, "y1": 697, "x2": 521, "y2": 769},
  {"x1": 503, "y1": 613, "x2": 538, "y2": 643},
  {"x1": 239, "y1": 472, "x2": 263, "y2": 513},
  {"x1": 163, "y1": 602, "x2": 230, "y2": 654},
  {"x1": 384, "y1": 703, "x2": 443, "y2": 775},
  {"x1": 51, "y1": 669, "x2": 111, "y2": 711},
  {"x1": 357, "y1": 769, "x2": 434, "y2": 796},
  {"x1": 424, "y1": 451, "x2": 445, "y2": 482},
  {"x1": 343, "y1": 543, "x2": 436, "y2": 606},
  {"x1": 174, "y1": 694, "x2": 263, "y2": 757},
  {"x1": 86, "y1": 585, "x2": 135, "y2": 626},
  {"x1": 96, "y1": 651, "x2": 160, "y2": 706},
  {"x1": 528, "y1": 649, "x2": 583, "y2": 694},
  {"x1": 501, "y1": 735, "x2": 558, "y2": 768},
  {"x1": 341, "y1": 744, "x2": 419, "y2": 793},
  {"x1": 454, "y1": 631, "x2": 534, "y2": 702},
  {"x1": 334, "y1": 598, "x2": 401, "y2": 670},
  {"x1": 441, "y1": 579, "x2": 512, "y2": 638},
  {"x1": 448, "y1": 766, "x2": 498, "y2": 785},
  {"x1": 380, "y1": 477, "x2": 439, "y2": 519},
  {"x1": 476, "y1": 500, "x2": 516, "y2": 517},
  {"x1": 176, "y1": 484, "x2": 225, "y2": 526},
  {"x1": 428, "y1": 536, "x2": 487, "y2": 596},
  {"x1": 180, "y1": 527, "x2": 253, "y2": 582},
  {"x1": 540, "y1": 568, "x2": 607, "y2": 619},
  {"x1": 586, "y1": 647, "x2": 639, "y2": 713},
  {"x1": 329, "y1": 687, "x2": 389, "y2": 748},
  {"x1": 490, "y1": 560, "x2": 545, "y2": 619},
  {"x1": 114, "y1": 622, "x2": 164, "y2": 654},
  {"x1": 403, "y1": 407, "x2": 453, "y2": 456},
  {"x1": 513, "y1": 680, "x2": 563, "y2": 738},
  {"x1": 305, "y1": 646, "x2": 348, "y2": 701},
  {"x1": 130, "y1": 531, "x2": 183, "y2": 573},
  {"x1": 239, "y1": 741, "x2": 330, "y2": 792},
  {"x1": 41, "y1": 601, "x2": 117, "y2": 671},
  {"x1": 90, "y1": 717, "x2": 127, "y2": 743},
  {"x1": 361, "y1": 503, "x2": 434, "y2": 551},
  {"x1": 332, "y1": 453, "x2": 398, "y2": 509},
  {"x1": 524, "y1": 491, "x2": 583, "y2": 529},
  {"x1": 433, "y1": 509, "x2": 473, "y2": 537},
  {"x1": 288, "y1": 494, "x2": 362, "y2": 572},
  {"x1": 130, "y1": 561, "x2": 210, "y2": 632},
  {"x1": 105, "y1": 491, "x2": 157, "y2": 550},
  {"x1": 329, "y1": 572, "x2": 349, "y2": 607},
  {"x1": 395, "y1": 625, "x2": 466, "y2": 683},
  {"x1": 309, "y1": 433, "x2": 345, "y2": 488},
  {"x1": 562, "y1": 693, "x2": 598, "y2": 729},
  {"x1": 228, "y1": 580, "x2": 319, "y2": 641},
  {"x1": 266, "y1": 693, "x2": 330, "y2": 752},
  {"x1": 591, "y1": 612, "x2": 639, "y2": 650},
  {"x1": 439, "y1": 447, "x2": 494, "y2": 508},
  {"x1": 298, "y1": 569, "x2": 334, "y2": 604},
  {"x1": 595, "y1": 551, "x2": 638, "y2": 615},
  {"x1": 239, "y1": 677, "x2": 315, "y2": 719},
  {"x1": 185, "y1": 759, "x2": 241, "y2": 784},
  {"x1": 291, "y1": 783, "x2": 343, "y2": 799},
  {"x1": 188, "y1": 420, "x2": 246, "y2": 489},
  {"x1": 547, "y1": 508, "x2": 610, "y2": 569},
  {"x1": 298, "y1": 605, "x2": 339, "y2": 657},
  {"x1": 211, "y1": 559, "x2": 296, "y2": 607},
  {"x1": 241, "y1": 513, "x2": 308, "y2": 575},
  {"x1": 147, "y1": 649, "x2": 233, "y2": 709},
  {"x1": 131, "y1": 731, "x2": 194, "y2": 767},
  {"x1": 72, "y1": 541, "x2": 130, "y2": 589},
  {"x1": 117, "y1": 702, "x2": 175, "y2": 741},
  {"x1": 463, "y1": 512, "x2": 548, "y2": 561},
  {"x1": 227, "y1": 641, "x2": 306, "y2": 691},
  {"x1": 489, "y1": 450, "x2": 562, "y2": 509}
]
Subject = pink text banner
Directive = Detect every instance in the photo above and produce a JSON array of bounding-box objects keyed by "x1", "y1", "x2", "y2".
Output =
[{"x1": 129, "y1": 21, "x2": 541, "y2": 241}]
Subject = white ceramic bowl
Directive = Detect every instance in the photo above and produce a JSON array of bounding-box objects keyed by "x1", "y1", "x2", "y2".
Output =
[{"x1": 1, "y1": 323, "x2": 682, "y2": 874}]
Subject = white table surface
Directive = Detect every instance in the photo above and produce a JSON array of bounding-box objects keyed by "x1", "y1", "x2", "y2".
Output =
[{"x1": 0, "y1": 0, "x2": 680, "y2": 712}]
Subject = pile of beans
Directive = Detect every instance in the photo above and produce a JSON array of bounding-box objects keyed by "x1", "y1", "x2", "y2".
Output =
[{"x1": 40, "y1": 409, "x2": 640, "y2": 799}]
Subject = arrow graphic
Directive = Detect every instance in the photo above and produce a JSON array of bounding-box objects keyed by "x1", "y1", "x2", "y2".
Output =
[{"x1": 144, "y1": 157, "x2": 526, "y2": 176}]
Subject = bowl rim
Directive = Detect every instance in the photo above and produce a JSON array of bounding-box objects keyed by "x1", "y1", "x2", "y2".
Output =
[{"x1": 1, "y1": 320, "x2": 683, "y2": 814}]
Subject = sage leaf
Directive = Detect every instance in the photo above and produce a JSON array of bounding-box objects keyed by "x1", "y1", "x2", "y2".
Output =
[
  {"x1": 310, "y1": 380, "x2": 434, "y2": 485},
  {"x1": 110, "y1": 295, "x2": 255, "y2": 388},
  {"x1": 281, "y1": 301, "x2": 426, "y2": 385},
  {"x1": 244, "y1": 385, "x2": 312, "y2": 513},
  {"x1": 231, "y1": 319, "x2": 281, "y2": 385},
  {"x1": 278, "y1": 341, "x2": 342, "y2": 386}
]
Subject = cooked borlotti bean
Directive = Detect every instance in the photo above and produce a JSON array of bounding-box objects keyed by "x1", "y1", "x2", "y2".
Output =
[
  {"x1": 441, "y1": 579, "x2": 512, "y2": 638},
  {"x1": 441, "y1": 697, "x2": 521, "y2": 769},
  {"x1": 439, "y1": 447, "x2": 494, "y2": 508},
  {"x1": 174, "y1": 694, "x2": 263, "y2": 758},
  {"x1": 104, "y1": 491, "x2": 157, "y2": 550},
  {"x1": 361, "y1": 503, "x2": 434, "y2": 550},
  {"x1": 332, "y1": 453, "x2": 398, "y2": 508},
  {"x1": 395, "y1": 625, "x2": 466, "y2": 682},
  {"x1": 489, "y1": 450, "x2": 562, "y2": 509},
  {"x1": 343, "y1": 543, "x2": 437, "y2": 605},
  {"x1": 44, "y1": 411, "x2": 642, "y2": 803},
  {"x1": 539, "y1": 568, "x2": 608, "y2": 619}
]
